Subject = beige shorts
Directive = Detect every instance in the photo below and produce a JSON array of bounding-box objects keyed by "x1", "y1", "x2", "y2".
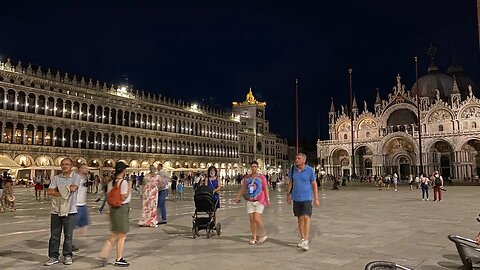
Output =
[{"x1": 246, "y1": 201, "x2": 264, "y2": 214}]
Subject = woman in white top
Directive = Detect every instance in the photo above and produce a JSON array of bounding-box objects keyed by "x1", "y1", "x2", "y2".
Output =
[
  {"x1": 99, "y1": 162, "x2": 131, "y2": 267},
  {"x1": 420, "y1": 174, "x2": 429, "y2": 201}
]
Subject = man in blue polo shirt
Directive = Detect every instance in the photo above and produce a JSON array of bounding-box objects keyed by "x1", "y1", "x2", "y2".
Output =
[{"x1": 286, "y1": 153, "x2": 319, "y2": 251}]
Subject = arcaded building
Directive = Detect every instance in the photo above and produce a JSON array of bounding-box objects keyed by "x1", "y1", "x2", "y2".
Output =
[
  {"x1": 0, "y1": 57, "x2": 290, "y2": 180},
  {"x1": 0, "y1": 57, "x2": 241, "y2": 178},
  {"x1": 317, "y1": 57, "x2": 480, "y2": 180}
]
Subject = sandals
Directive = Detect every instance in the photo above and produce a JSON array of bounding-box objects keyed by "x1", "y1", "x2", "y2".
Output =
[{"x1": 249, "y1": 235, "x2": 268, "y2": 245}]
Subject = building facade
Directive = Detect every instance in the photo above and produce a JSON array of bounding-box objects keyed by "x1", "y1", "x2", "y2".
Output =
[
  {"x1": 0, "y1": 58, "x2": 289, "y2": 180},
  {"x1": 233, "y1": 88, "x2": 289, "y2": 175},
  {"x1": 317, "y1": 58, "x2": 480, "y2": 181},
  {"x1": 0, "y1": 58, "x2": 241, "y2": 179}
]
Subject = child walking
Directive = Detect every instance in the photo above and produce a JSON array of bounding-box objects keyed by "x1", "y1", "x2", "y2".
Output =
[{"x1": 177, "y1": 180, "x2": 183, "y2": 200}]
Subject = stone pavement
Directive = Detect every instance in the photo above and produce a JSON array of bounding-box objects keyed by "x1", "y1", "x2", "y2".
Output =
[{"x1": 0, "y1": 183, "x2": 478, "y2": 270}]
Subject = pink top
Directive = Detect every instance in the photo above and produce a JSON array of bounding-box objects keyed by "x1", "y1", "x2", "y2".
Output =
[{"x1": 242, "y1": 173, "x2": 268, "y2": 206}]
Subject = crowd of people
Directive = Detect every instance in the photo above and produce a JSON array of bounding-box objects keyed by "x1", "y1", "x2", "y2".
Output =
[
  {"x1": 6, "y1": 154, "x2": 477, "y2": 267},
  {"x1": 371, "y1": 171, "x2": 446, "y2": 201},
  {"x1": 34, "y1": 153, "x2": 319, "y2": 267}
]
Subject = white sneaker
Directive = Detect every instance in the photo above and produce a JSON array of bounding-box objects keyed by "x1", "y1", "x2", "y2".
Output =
[
  {"x1": 301, "y1": 240, "x2": 310, "y2": 251},
  {"x1": 44, "y1": 257, "x2": 59, "y2": 266},
  {"x1": 297, "y1": 239, "x2": 305, "y2": 248},
  {"x1": 64, "y1": 256, "x2": 73, "y2": 265}
]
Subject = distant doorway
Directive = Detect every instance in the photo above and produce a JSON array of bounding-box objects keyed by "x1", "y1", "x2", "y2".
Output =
[{"x1": 398, "y1": 156, "x2": 411, "y2": 180}]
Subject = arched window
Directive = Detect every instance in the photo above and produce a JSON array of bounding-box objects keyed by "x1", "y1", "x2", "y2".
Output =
[
  {"x1": 438, "y1": 125, "x2": 444, "y2": 132},
  {"x1": 47, "y1": 97, "x2": 55, "y2": 116},
  {"x1": 344, "y1": 134, "x2": 347, "y2": 140},
  {"x1": 0, "y1": 88, "x2": 4, "y2": 109},
  {"x1": 472, "y1": 122, "x2": 477, "y2": 129},
  {"x1": 81, "y1": 103, "x2": 88, "y2": 121},
  {"x1": 55, "y1": 98, "x2": 63, "y2": 117},
  {"x1": 73, "y1": 130, "x2": 79, "y2": 148},
  {"x1": 6, "y1": 90, "x2": 15, "y2": 110},
  {"x1": 27, "y1": 93, "x2": 36, "y2": 113},
  {"x1": 64, "y1": 100, "x2": 72, "y2": 118},
  {"x1": 88, "y1": 105, "x2": 95, "y2": 122},
  {"x1": 17, "y1": 91, "x2": 26, "y2": 112},
  {"x1": 72, "y1": 102, "x2": 80, "y2": 120}
]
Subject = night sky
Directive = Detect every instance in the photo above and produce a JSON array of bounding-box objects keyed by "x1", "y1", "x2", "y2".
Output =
[{"x1": 1, "y1": 1, "x2": 478, "y2": 143}]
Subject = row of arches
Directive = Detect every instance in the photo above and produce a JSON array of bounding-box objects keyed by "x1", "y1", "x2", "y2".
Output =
[
  {"x1": 12, "y1": 153, "x2": 238, "y2": 170},
  {"x1": 0, "y1": 88, "x2": 238, "y2": 140},
  {"x1": 322, "y1": 137, "x2": 480, "y2": 180},
  {"x1": 1, "y1": 121, "x2": 239, "y2": 158}
]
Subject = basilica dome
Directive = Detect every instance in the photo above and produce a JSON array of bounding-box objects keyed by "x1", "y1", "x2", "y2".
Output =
[
  {"x1": 411, "y1": 63, "x2": 478, "y2": 100},
  {"x1": 446, "y1": 63, "x2": 478, "y2": 99},
  {"x1": 410, "y1": 65, "x2": 453, "y2": 99}
]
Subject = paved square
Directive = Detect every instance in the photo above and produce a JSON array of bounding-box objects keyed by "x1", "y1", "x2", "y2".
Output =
[{"x1": 0, "y1": 183, "x2": 478, "y2": 269}]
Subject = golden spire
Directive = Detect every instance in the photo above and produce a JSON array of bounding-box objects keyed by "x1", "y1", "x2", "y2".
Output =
[
  {"x1": 246, "y1": 87, "x2": 256, "y2": 104},
  {"x1": 233, "y1": 87, "x2": 266, "y2": 107}
]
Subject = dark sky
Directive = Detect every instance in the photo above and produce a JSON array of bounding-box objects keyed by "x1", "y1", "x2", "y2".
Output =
[{"x1": 1, "y1": 1, "x2": 478, "y2": 143}]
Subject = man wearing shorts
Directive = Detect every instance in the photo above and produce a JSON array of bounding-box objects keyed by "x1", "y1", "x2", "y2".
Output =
[
  {"x1": 235, "y1": 161, "x2": 270, "y2": 245},
  {"x1": 286, "y1": 153, "x2": 319, "y2": 251}
]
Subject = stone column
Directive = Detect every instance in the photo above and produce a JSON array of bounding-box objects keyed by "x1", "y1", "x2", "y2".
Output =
[
  {"x1": 61, "y1": 130, "x2": 65, "y2": 147},
  {"x1": 32, "y1": 127, "x2": 37, "y2": 145},
  {"x1": 14, "y1": 94, "x2": 18, "y2": 111}
]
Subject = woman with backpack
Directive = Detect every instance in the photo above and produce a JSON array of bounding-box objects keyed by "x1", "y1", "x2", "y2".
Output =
[{"x1": 99, "y1": 162, "x2": 131, "y2": 267}]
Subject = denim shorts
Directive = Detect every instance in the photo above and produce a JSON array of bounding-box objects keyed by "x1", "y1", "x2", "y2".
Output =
[{"x1": 76, "y1": 205, "x2": 89, "y2": 228}]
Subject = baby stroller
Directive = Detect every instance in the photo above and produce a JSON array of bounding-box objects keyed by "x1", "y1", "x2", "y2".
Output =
[{"x1": 192, "y1": 185, "x2": 221, "y2": 239}]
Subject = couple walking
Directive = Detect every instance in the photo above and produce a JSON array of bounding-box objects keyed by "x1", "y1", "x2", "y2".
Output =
[
  {"x1": 138, "y1": 163, "x2": 171, "y2": 227},
  {"x1": 235, "y1": 153, "x2": 319, "y2": 251}
]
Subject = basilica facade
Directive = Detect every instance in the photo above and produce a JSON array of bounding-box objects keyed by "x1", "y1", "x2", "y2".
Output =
[
  {"x1": 317, "y1": 60, "x2": 480, "y2": 181},
  {"x1": 0, "y1": 57, "x2": 288, "y2": 179}
]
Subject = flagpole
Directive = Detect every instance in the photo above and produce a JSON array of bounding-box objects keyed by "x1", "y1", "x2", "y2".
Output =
[
  {"x1": 415, "y1": 57, "x2": 423, "y2": 176},
  {"x1": 349, "y1": 68, "x2": 355, "y2": 179},
  {"x1": 296, "y1": 79, "x2": 299, "y2": 154}
]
